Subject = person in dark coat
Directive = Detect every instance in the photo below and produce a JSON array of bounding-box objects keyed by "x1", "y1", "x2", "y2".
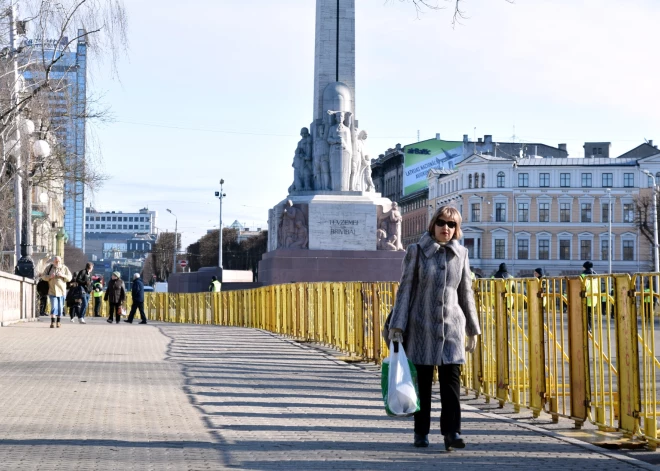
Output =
[
  {"x1": 533, "y1": 267, "x2": 544, "y2": 278},
  {"x1": 125, "y1": 273, "x2": 147, "y2": 324},
  {"x1": 387, "y1": 205, "x2": 481, "y2": 451},
  {"x1": 104, "y1": 271, "x2": 126, "y2": 324},
  {"x1": 75, "y1": 262, "x2": 94, "y2": 319},
  {"x1": 36, "y1": 275, "x2": 50, "y2": 316},
  {"x1": 493, "y1": 263, "x2": 512, "y2": 279}
]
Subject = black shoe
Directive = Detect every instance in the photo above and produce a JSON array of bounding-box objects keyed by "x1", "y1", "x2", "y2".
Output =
[
  {"x1": 413, "y1": 433, "x2": 429, "y2": 448},
  {"x1": 139, "y1": 321, "x2": 147, "y2": 324},
  {"x1": 444, "y1": 433, "x2": 465, "y2": 451},
  {"x1": 123, "y1": 320, "x2": 132, "y2": 324},
  {"x1": 107, "y1": 318, "x2": 113, "y2": 323}
]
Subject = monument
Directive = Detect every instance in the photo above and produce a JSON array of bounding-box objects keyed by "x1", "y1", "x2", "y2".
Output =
[{"x1": 258, "y1": 0, "x2": 405, "y2": 284}]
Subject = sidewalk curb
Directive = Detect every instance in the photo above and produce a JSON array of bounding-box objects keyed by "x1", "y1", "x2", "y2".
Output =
[{"x1": 462, "y1": 404, "x2": 656, "y2": 471}]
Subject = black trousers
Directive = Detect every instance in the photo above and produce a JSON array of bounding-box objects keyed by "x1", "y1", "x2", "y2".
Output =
[
  {"x1": 39, "y1": 296, "x2": 47, "y2": 316},
  {"x1": 108, "y1": 303, "x2": 121, "y2": 323},
  {"x1": 127, "y1": 301, "x2": 146, "y2": 323},
  {"x1": 94, "y1": 297, "x2": 102, "y2": 316},
  {"x1": 414, "y1": 364, "x2": 462, "y2": 436}
]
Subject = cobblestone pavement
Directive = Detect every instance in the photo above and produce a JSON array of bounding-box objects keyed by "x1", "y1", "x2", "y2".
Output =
[{"x1": 0, "y1": 319, "x2": 653, "y2": 470}]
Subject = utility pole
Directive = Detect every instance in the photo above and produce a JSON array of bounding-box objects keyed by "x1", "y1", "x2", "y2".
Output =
[
  {"x1": 166, "y1": 209, "x2": 177, "y2": 279},
  {"x1": 643, "y1": 170, "x2": 660, "y2": 274},
  {"x1": 607, "y1": 188, "x2": 612, "y2": 275},
  {"x1": 215, "y1": 179, "x2": 226, "y2": 270},
  {"x1": 8, "y1": 3, "x2": 22, "y2": 269}
]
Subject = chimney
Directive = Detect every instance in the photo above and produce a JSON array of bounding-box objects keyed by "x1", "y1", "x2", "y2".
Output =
[
  {"x1": 484, "y1": 135, "x2": 493, "y2": 145},
  {"x1": 436, "y1": 133, "x2": 441, "y2": 140},
  {"x1": 477, "y1": 138, "x2": 483, "y2": 143},
  {"x1": 463, "y1": 134, "x2": 469, "y2": 143},
  {"x1": 649, "y1": 140, "x2": 654, "y2": 147},
  {"x1": 558, "y1": 143, "x2": 567, "y2": 153}
]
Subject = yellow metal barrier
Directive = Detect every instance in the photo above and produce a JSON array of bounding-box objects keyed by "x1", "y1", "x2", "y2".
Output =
[{"x1": 134, "y1": 274, "x2": 660, "y2": 447}]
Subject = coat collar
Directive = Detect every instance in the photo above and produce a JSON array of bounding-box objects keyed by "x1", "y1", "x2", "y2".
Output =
[{"x1": 417, "y1": 232, "x2": 461, "y2": 258}]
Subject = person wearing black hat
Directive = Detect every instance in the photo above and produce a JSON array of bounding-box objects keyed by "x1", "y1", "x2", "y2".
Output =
[
  {"x1": 493, "y1": 263, "x2": 512, "y2": 279},
  {"x1": 209, "y1": 276, "x2": 221, "y2": 293}
]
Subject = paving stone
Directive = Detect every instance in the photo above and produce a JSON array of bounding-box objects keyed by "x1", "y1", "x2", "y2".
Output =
[{"x1": 0, "y1": 319, "x2": 652, "y2": 470}]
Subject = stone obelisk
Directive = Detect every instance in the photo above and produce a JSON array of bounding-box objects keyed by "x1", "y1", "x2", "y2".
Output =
[
  {"x1": 312, "y1": 0, "x2": 356, "y2": 122},
  {"x1": 258, "y1": 0, "x2": 405, "y2": 285}
]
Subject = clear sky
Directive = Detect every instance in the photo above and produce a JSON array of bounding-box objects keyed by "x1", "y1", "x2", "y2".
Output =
[{"x1": 88, "y1": 0, "x2": 660, "y2": 248}]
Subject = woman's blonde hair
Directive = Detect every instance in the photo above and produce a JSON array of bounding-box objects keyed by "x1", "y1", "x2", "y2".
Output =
[{"x1": 428, "y1": 205, "x2": 463, "y2": 240}]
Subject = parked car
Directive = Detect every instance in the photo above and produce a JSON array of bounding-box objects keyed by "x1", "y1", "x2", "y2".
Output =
[{"x1": 144, "y1": 286, "x2": 155, "y2": 292}]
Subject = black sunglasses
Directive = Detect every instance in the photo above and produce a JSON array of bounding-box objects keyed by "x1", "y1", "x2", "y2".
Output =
[{"x1": 435, "y1": 219, "x2": 457, "y2": 229}]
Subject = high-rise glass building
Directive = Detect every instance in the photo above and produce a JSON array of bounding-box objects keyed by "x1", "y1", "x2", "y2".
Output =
[{"x1": 22, "y1": 29, "x2": 88, "y2": 250}]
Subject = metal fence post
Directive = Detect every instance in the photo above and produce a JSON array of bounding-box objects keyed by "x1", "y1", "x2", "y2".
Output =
[
  {"x1": 495, "y1": 279, "x2": 509, "y2": 407},
  {"x1": 615, "y1": 274, "x2": 641, "y2": 436},
  {"x1": 528, "y1": 278, "x2": 546, "y2": 418}
]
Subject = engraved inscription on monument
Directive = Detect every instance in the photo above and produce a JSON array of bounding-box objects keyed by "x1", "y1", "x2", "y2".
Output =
[{"x1": 309, "y1": 203, "x2": 377, "y2": 251}]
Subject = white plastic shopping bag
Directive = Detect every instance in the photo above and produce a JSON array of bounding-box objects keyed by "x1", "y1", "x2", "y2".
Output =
[{"x1": 380, "y1": 341, "x2": 420, "y2": 417}]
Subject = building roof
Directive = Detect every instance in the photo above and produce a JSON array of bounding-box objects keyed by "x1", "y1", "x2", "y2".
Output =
[
  {"x1": 513, "y1": 157, "x2": 639, "y2": 167},
  {"x1": 617, "y1": 143, "x2": 660, "y2": 159}
]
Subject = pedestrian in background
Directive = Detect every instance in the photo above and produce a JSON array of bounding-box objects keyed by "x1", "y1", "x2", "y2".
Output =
[
  {"x1": 386, "y1": 205, "x2": 481, "y2": 451},
  {"x1": 209, "y1": 276, "x2": 221, "y2": 292},
  {"x1": 36, "y1": 275, "x2": 49, "y2": 316},
  {"x1": 75, "y1": 262, "x2": 94, "y2": 319},
  {"x1": 104, "y1": 272, "x2": 126, "y2": 324},
  {"x1": 493, "y1": 263, "x2": 512, "y2": 279},
  {"x1": 92, "y1": 278, "x2": 103, "y2": 317},
  {"x1": 68, "y1": 281, "x2": 86, "y2": 323},
  {"x1": 41, "y1": 256, "x2": 72, "y2": 329},
  {"x1": 125, "y1": 273, "x2": 147, "y2": 324}
]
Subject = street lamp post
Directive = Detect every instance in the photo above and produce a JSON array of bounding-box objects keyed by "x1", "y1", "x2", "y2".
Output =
[
  {"x1": 166, "y1": 209, "x2": 177, "y2": 278},
  {"x1": 643, "y1": 170, "x2": 660, "y2": 273},
  {"x1": 215, "y1": 179, "x2": 226, "y2": 269},
  {"x1": 511, "y1": 161, "x2": 519, "y2": 275},
  {"x1": 606, "y1": 188, "x2": 612, "y2": 275}
]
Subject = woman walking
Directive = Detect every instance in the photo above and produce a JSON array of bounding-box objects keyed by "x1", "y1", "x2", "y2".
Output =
[
  {"x1": 104, "y1": 272, "x2": 126, "y2": 324},
  {"x1": 387, "y1": 205, "x2": 481, "y2": 450},
  {"x1": 41, "y1": 256, "x2": 72, "y2": 328}
]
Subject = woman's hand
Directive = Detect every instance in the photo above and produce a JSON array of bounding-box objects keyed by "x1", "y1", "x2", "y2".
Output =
[
  {"x1": 388, "y1": 328, "x2": 404, "y2": 343},
  {"x1": 465, "y1": 335, "x2": 478, "y2": 353}
]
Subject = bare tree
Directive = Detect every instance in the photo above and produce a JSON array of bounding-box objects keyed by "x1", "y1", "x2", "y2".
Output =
[
  {"x1": 63, "y1": 241, "x2": 87, "y2": 272},
  {"x1": 634, "y1": 194, "x2": 655, "y2": 247},
  {"x1": 397, "y1": 0, "x2": 514, "y2": 27}
]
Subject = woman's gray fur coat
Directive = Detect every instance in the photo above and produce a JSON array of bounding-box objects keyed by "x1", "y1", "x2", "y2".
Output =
[{"x1": 388, "y1": 232, "x2": 481, "y2": 366}]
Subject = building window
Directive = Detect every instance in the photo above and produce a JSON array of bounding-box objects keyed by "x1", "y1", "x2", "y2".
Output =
[
  {"x1": 623, "y1": 203, "x2": 634, "y2": 223},
  {"x1": 101, "y1": 224, "x2": 105, "y2": 229},
  {"x1": 538, "y1": 240, "x2": 550, "y2": 260},
  {"x1": 539, "y1": 203, "x2": 550, "y2": 222},
  {"x1": 602, "y1": 173, "x2": 613, "y2": 187},
  {"x1": 85, "y1": 224, "x2": 88, "y2": 229},
  {"x1": 497, "y1": 171, "x2": 505, "y2": 188},
  {"x1": 101, "y1": 216, "x2": 106, "y2": 221},
  {"x1": 580, "y1": 240, "x2": 591, "y2": 260},
  {"x1": 623, "y1": 240, "x2": 634, "y2": 261},
  {"x1": 112, "y1": 224, "x2": 116, "y2": 229},
  {"x1": 581, "y1": 173, "x2": 592, "y2": 187},
  {"x1": 560, "y1": 240, "x2": 571, "y2": 260},
  {"x1": 95, "y1": 224, "x2": 99, "y2": 229},
  {"x1": 468, "y1": 174, "x2": 472, "y2": 188},
  {"x1": 129, "y1": 217, "x2": 134, "y2": 222},
  {"x1": 602, "y1": 203, "x2": 610, "y2": 223},
  {"x1": 471, "y1": 203, "x2": 480, "y2": 222},
  {"x1": 560, "y1": 203, "x2": 571, "y2": 222},
  {"x1": 495, "y1": 239, "x2": 505, "y2": 259},
  {"x1": 518, "y1": 173, "x2": 529, "y2": 187},
  {"x1": 581, "y1": 203, "x2": 592, "y2": 223},
  {"x1": 481, "y1": 173, "x2": 486, "y2": 188},
  {"x1": 601, "y1": 239, "x2": 609, "y2": 261},
  {"x1": 539, "y1": 173, "x2": 550, "y2": 187},
  {"x1": 560, "y1": 173, "x2": 570, "y2": 187},
  {"x1": 624, "y1": 173, "x2": 634, "y2": 187},
  {"x1": 517, "y1": 239, "x2": 529, "y2": 260},
  {"x1": 518, "y1": 202, "x2": 529, "y2": 222},
  {"x1": 95, "y1": 217, "x2": 100, "y2": 221},
  {"x1": 495, "y1": 203, "x2": 506, "y2": 222}
]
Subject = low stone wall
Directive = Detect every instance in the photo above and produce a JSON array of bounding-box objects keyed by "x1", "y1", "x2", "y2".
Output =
[{"x1": 0, "y1": 271, "x2": 36, "y2": 326}]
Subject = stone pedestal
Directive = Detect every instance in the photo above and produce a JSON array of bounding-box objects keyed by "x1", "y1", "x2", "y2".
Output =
[
  {"x1": 258, "y1": 248, "x2": 404, "y2": 285},
  {"x1": 260, "y1": 192, "x2": 404, "y2": 285}
]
